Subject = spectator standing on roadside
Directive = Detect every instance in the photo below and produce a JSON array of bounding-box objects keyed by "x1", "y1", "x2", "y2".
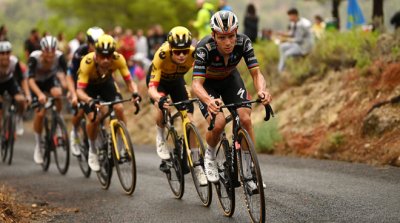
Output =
[
  {"x1": 311, "y1": 15, "x2": 326, "y2": 40},
  {"x1": 190, "y1": 0, "x2": 215, "y2": 40},
  {"x1": 243, "y1": 3, "x2": 259, "y2": 43},
  {"x1": 24, "y1": 28, "x2": 41, "y2": 60},
  {"x1": 135, "y1": 29, "x2": 148, "y2": 59},
  {"x1": 218, "y1": 0, "x2": 232, "y2": 11},
  {"x1": 0, "y1": 25, "x2": 8, "y2": 41}
]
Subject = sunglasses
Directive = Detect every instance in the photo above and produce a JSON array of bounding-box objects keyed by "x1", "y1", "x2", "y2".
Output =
[
  {"x1": 172, "y1": 49, "x2": 190, "y2": 56},
  {"x1": 0, "y1": 51, "x2": 11, "y2": 55},
  {"x1": 97, "y1": 53, "x2": 113, "y2": 59}
]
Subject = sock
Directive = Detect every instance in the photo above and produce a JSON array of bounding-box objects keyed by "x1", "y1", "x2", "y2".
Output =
[
  {"x1": 156, "y1": 125, "x2": 165, "y2": 141},
  {"x1": 205, "y1": 145, "x2": 216, "y2": 160},
  {"x1": 34, "y1": 133, "x2": 42, "y2": 146},
  {"x1": 89, "y1": 140, "x2": 97, "y2": 153}
]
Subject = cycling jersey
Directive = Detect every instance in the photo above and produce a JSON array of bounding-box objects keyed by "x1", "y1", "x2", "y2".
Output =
[
  {"x1": 77, "y1": 52, "x2": 131, "y2": 89},
  {"x1": 27, "y1": 50, "x2": 67, "y2": 82},
  {"x1": 148, "y1": 42, "x2": 195, "y2": 87},
  {"x1": 193, "y1": 34, "x2": 258, "y2": 80},
  {"x1": 0, "y1": 55, "x2": 24, "y2": 84},
  {"x1": 69, "y1": 43, "x2": 90, "y2": 82}
]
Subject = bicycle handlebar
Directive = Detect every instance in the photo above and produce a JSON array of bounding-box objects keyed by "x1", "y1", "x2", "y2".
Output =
[
  {"x1": 161, "y1": 98, "x2": 199, "y2": 125},
  {"x1": 29, "y1": 97, "x2": 56, "y2": 110},
  {"x1": 90, "y1": 98, "x2": 141, "y2": 122},
  {"x1": 208, "y1": 99, "x2": 274, "y2": 131}
]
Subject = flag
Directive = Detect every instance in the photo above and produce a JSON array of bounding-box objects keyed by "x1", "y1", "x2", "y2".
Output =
[{"x1": 347, "y1": 0, "x2": 366, "y2": 29}]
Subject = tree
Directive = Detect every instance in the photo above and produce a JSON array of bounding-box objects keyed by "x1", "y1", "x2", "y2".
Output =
[{"x1": 372, "y1": 0, "x2": 384, "y2": 31}]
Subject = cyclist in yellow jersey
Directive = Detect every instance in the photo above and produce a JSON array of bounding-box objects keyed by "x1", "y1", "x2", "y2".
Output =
[
  {"x1": 147, "y1": 27, "x2": 206, "y2": 183},
  {"x1": 76, "y1": 34, "x2": 141, "y2": 171}
]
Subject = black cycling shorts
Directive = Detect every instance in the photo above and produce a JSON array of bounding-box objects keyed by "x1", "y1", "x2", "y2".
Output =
[
  {"x1": 85, "y1": 77, "x2": 121, "y2": 102},
  {"x1": 0, "y1": 78, "x2": 22, "y2": 97},
  {"x1": 198, "y1": 69, "x2": 251, "y2": 118}
]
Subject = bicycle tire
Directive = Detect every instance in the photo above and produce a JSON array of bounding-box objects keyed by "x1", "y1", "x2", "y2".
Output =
[
  {"x1": 42, "y1": 117, "x2": 51, "y2": 171},
  {"x1": 112, "y1": 121, "x2": 137, "y2": 195},
  {"x1": 165, "y1": 128, "x2": 184, "y2": 199},
  {"x1": 96, "y1": 127, "x2": 113, "y2": 190},
  {"x1": 77, "y1": 119, "x2": 91, "y2": 178},
  {"x1": 186, "y1": 123, "x2": 212, "y2": 207},
  {"x1": 5, "y1": 113, "x2": 15, "y2": 165},
  {"x1": 237, "y1": 128, "x2": 265, "y2": 223},
  {"x1": 53, "y1": 114, "x2": 70, "y2": 175},
  {"x1": 215, "y1": 139, "x2": 235, "y2": 217}
]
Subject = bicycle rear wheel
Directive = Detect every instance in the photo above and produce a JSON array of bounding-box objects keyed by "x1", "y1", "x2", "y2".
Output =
[
  {"x1": 237, "y1": 128, "x2": 265, "y2": 223},
  {"x1": 42, "y1": 117, "x2": 51, "y2": 171},
  {"x1": 96, "y1": 127, "x2": 112, "y2": 190},
  {"x1": 112, "y1": 121, "x2": 136, "y2": 195},
  {"x1": 53, "y1": 115, "x2": 70, "y2": 175},
  {"x1": 186, "y1": 123, "x2": 212, "y2": 207},
  {"x1": 215, "y1": 139, "x2": 235, "y2": 217},
  {"x1": 76, "y1": 119, "x2": 91, "y2": 178},
  {"x1": 165, "y1": 128, "x2": 184, "y2": 199}
]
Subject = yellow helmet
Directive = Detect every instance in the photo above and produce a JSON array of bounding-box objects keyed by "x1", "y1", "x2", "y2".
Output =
[
  {"x1": 167, "y1": 26, "x2": 192, "y2": 50},
  {"x1": 95, "y1": 34, "x2": 116, "y2": 56}
]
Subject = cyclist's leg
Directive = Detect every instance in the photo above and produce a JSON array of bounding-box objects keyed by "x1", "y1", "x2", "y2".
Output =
[{"x1": 151, "y1": 81, "x2": 169, "y2": 160}]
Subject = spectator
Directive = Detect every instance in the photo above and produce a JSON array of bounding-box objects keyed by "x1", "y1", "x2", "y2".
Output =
[
  {"x1": 118, "y1": 28, "x2": 136, "y2": 61},
  {"x1": 147, "y1": 25, "x2": 167, "y2": 60},
  {"x1": 390, "y1": 11, "x2": 400, "y2": 30},
  {"x1": 135, "y1": 29, "x2": 148, "y2": 58},
  {"x1": 0, "y1": 25, "x2": 8, "y2": 41},
  {"x1": 190, "y1": 0, "x2": 215, "y2": 40},
  {"x1": 311, "y1": 15, "x2": 326, "y2": 40},
  {"x1": 57, "y1": 32, "x2": 68, "y2": 54},
  {"x1": 24, "y1": 28, "x2": 41, "y2": 60},
  {"x1": 243, "y1": 3, "x2": 259, "y2": 42},
  {"x1": 277, "y1": 8, "x2": 313, "y2": 73},
  {"x1": 68, "y1": 31, "x2": 85, "y2": 61},
  {"x1": 218, "y1": 0, "x2": 232, "y2": 11}
]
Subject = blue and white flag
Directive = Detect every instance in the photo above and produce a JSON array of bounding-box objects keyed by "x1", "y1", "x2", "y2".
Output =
[{"x1": 347, "y1": 0, "x2": 366, "y2": 29}]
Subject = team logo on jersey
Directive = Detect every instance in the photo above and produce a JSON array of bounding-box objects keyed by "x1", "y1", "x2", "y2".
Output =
[
  {"x1": 196, "y1": 51, "x2": 206, "y2": 60},
  {"x1": 159, "y1": 50, "x2": 166, "y2": 59},
  {"x1": 237, "y1": 88, "x2": 245, "y2": 99},
  {"x1": 85, "y1": 57, "x2": 93, "y2": 64},
  {"x1": 244, "y1": 40, "x2": 253, "y2": 52}
]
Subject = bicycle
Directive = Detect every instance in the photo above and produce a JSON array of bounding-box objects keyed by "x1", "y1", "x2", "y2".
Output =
[
  {"x1": 71, "y1": 102, "x2": 91, "y2": 178},
  {"x1": 31, "y1": 97, "x2": 70, "y2": 175},
  {"x1": 209, "y1": 99, "x2": 274, "y2": 223},
  {"x1": 1, "y1": 97, "x2": 17, "y2": 165},
  {"x1": 160, "y1": 98, "x2": 212, "y2": 206},
  {"x1": 92, "y1": 98, "x2": 140, "y2": 195}
]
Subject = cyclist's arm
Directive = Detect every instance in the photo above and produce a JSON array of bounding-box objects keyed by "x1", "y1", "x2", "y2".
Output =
[
  {"x1": 117, "y1": 55, "x2": 139, "y2": 94},
  {"x1": 27, "y1": 57, "x2": 44, "y2": 98},
  {"x1": 147, "y1": 47, "x2": 165, "y2": 103},
  {"x1": 56, "y1": 54, "x2": 68, "y2": 89},
  {"x1": 249, "y1": 67, "x2": 271, "y2": 104},
  {"x1": 76, "y1": 60, "x2": 92, "y2": 104},
  {"x1": 15, "y1": 61, "x2": 31, "y2": 101}
]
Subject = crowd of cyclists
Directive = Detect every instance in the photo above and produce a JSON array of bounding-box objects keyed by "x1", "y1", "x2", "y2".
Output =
[{"x1": 0, "y1": 10, "x2": 272, "y2": 219}]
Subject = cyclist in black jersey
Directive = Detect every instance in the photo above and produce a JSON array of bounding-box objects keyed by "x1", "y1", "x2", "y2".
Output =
[
  {"x1": 28, "y1": 36, "x2": 69, "y2": 164},
  {"x1": 67, "y1": 27, "x2": 104, "y2": 156},
  {"x1": 192, "y1": 11, "x2": 272, "y2": 186},
  {"x1": 0, "y1": 41, "x2": 31, "y2": 135}
]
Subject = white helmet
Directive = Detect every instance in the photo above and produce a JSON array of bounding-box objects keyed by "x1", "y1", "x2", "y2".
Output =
[
  {"x1": 40, "y1": 36, "x2": 58, "y2": 51},
  {"x1": 0, "y1": 41, "x2": 12, "y2": 52},
  {"x1": 210, "y1": 10, "x2": 239, "y2": 34},
  {"x1": 86, "y1": 27, "x2": 105, "y2": 44}
]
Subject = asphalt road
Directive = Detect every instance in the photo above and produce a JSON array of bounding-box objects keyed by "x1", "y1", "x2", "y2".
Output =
[{"x1": 1, "y1": 132, "x2": 399, "y2": 223}]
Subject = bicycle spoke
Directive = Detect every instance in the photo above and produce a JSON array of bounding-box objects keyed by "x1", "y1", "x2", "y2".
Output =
[
  {"x1": 53, "y1": 116, "x2": 70, "y2": 175},
  {"x1": 165, "y1": 129, "x2": 184, "y2": 199}
]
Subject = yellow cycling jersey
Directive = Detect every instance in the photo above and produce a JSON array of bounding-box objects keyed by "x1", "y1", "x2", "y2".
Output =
[
  {"x1": 77, "y1": 52, "x2": 131, "y2": 89},
  {"x1": 148, "y1": 42, "x2": 195, "y2": 87}
]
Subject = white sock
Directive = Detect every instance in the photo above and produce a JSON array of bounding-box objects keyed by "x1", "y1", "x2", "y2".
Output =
[
  {"x1": 89, "y1": 140, "x2": 97, "y2": 153},
  {"x1": 205, "y1": 145, "x2": 216, "y2": 160},
  {"x1": 34, "y1": 133, "x2": 41, "y2": 146},
  {"x1": 156, "y1": 126, "x2": 165, "y2": 141}
]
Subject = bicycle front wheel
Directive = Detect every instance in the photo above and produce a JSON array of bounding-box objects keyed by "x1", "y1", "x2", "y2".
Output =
[
  {"x1": 76, "y1": 119, "x2": 91, "y2": 178},
  {"x1": 96, "y1": 127, "x2": 112, "y2": 190},
  {"x1": 215, "y1": 139, "x2": 235, "y2": 217},
  {"x1": 112, "y1": 121, "x2": 136, "y2": 195},
  {"x1": 53, "y1": 115, "x2": 70, "y2": 175},
  {"x1": 237, "y1": 128, "x2": 265, "y2": 223},
  {"x1": 42, "y1": 117, "x2": 51, "y2": 171},
  {"x1": 186, "y1": 123, "x2": 212, "y2": 207},
  {"x1": 165, "y1": 128, "x2": 184, "y2": 199},
  {"x1": 1, "y1": 114, "x2": 15, "y2": 165}
]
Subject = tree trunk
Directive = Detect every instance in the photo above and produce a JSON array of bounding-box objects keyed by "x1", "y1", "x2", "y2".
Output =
[
  {"x1": 372, "y1": 0, "x2": 385, "y2": 31},
  {"x1": 332, "y1": 0, "x2": 341, "y2": 30}
]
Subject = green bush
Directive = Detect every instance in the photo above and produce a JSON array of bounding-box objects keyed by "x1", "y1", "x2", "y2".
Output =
[{"x1": 254, "y1": 117, "x2": 282, "y2": 153}]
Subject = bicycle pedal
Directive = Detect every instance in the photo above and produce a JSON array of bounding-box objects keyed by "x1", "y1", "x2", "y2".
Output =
[
  {"x1": 159, "y1": 161, "x2": 170, "y2": 173},
  {"x1": 233, "y1": 180, "x2": 241, "y2": 188}
]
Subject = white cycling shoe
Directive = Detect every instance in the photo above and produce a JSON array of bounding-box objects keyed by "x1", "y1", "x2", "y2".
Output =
[
  {"x1": 156, "y1": 137, "x2": 170, "y2": 160},
  {"x1": 33, "y1": 144, "x2": 44, "y2": 164},
  {"x1": 88, "y1": 151, "x2": 100, "y2": 172},
  {"x1": 204, "y1": 157, "x2": 219, "y2": 183}
]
